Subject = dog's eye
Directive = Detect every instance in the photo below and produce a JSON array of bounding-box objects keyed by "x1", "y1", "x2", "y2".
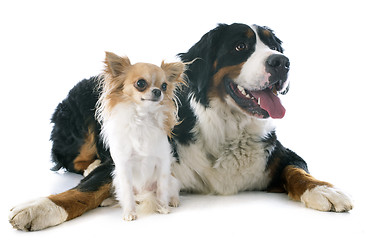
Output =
[
  {"x1": 235, "y1": 43, "x2": 247, "y2": 52},
  {"x1": 161, "y1": 83, "x2": 167, "y2": 91},
  {"x1": 135, "y1": 79, "x2": 147, "y2": 91},
  {"x1": 270, "y1": 46, "x2": 278, "y2": 51}
]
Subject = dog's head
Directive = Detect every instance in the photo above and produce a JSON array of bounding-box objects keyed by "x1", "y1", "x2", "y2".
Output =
[
  {"x1": 102, "y1": 51, "x2": 185, "y2": 108},
  {"x1": 179, "y1": 23, "x2": 290, "y2": 119},
  {"x1": 98, "y1": 52, "x2": 186, "y2": 135}
]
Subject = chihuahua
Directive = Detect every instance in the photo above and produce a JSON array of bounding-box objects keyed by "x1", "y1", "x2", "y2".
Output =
[{"x1": 97, "y1": 52, "x2": 185, "y2": 221}]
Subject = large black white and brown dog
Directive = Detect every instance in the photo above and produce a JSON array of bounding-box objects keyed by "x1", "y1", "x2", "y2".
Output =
[{"x1": 9, "y1": 23, "x2": 353, "y2": 231}]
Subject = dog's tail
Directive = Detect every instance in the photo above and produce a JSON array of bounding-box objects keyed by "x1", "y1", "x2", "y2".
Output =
[{"x1": 135, "y1": 192, "x2": 169, "y2": 216}]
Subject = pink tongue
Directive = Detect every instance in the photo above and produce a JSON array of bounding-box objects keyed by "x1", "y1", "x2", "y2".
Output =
[{"x1": 251, "y1": 89, "x2": 286, "y2": 119}]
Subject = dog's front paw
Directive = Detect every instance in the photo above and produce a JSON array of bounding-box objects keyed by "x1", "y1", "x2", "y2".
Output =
[
  {"x1": 123, "y1": 211, "x2": 137, "y2": 221},
  {"x1": 301, "y1": 186, "x2": 354, "y2": 212},
  {"x1": 157, "y1": 204, "x2": 171, "y2": 214},
  {"x1": 169, "y1": 196, "x2": 180, "y2": 208},
  {"x1": 9, "y1": 197, "x2": 68, "y2": 231}
]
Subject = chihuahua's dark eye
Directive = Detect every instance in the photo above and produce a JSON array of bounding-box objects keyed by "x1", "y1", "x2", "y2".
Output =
[
  {"x1": 235, "y1": 43, "x2": 247, "y2": 52},
  {"x1": 161, "y1": 82, "x2": 167, "y2": 91},
  {"x1": 135, "y1": 79, "x2": 147, "y2": 91}
]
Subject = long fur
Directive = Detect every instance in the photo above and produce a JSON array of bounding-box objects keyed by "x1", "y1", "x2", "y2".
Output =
[{"x1": 97, "y1": 52, "x2": 185, "y2": 220}]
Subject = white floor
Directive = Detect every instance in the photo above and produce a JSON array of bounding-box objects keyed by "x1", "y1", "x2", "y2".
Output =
[
  {"x1": 3, "y1": 169, "x2": 365, "y2": 239},
  {"x1": 1, "y1": 0, "x2": 366, "y2": 239}
]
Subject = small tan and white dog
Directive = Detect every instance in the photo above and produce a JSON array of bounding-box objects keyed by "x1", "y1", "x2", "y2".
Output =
[{"x1": 97, "y1": 52, "x2": 185, "y2": 221}]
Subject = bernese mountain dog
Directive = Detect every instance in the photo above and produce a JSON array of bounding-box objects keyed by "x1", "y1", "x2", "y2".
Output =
[{"x1": 9, "y1": 23, "x2": 353, "y2": 231}]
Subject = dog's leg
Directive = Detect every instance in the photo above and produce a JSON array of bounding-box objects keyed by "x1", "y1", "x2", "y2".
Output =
[
  {"x1": 156, "y1": 177, "x2": 171, "y2": 214},
  {"x1": 9, "y1": 184, "x2": 111, "y2": 231},
  {"x1": 282, "y1": 166, "x2": 353, "y2": 212},
  {"x1": 156, "y1": 156, "x2": 172, "y2": 214},
  {"x1": 168, "y1": 175, "x2": 181, "y2": 208},
  {"x1": 113, "y1": 161, "x2": 137, "y2": 221},
  {"x1": 267, "y1": 140, "x2": 353, "y2": 212},
  {"x1": 9, "y1": 197, "x2": 68, "y2": 231},
  {"x1": 9, "y1": 161, "x2": 113, "y2": 231}
]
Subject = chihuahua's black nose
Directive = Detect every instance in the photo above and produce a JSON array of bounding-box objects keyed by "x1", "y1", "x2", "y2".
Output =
[{"x1": 152, "y1": 89, "x2": 161, "y2": 98}]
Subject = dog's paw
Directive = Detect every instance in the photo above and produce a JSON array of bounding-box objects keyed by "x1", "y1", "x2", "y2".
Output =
[
  {"x1": 9, "y1": 197, "x2": 68, "y2": 231},
  {"x1": 123, "y1": 211, "x2": 137, "y2": 221},
  {"x1": 157, "y1": 205, "x2": 171, "y2": 214},
  {"x1": 301, "y1": 186, "x2": 354, "y2": 212},
  {"x1": 169, "y1": 196, "x2": 180, "y2": 208}
]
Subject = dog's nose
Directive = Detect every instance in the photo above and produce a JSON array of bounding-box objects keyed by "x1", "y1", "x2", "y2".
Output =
[
  {"x1": 265, "y1": 54, "x2": 290, "y2": 90},
  {"x1": 266, "y1": 54, "x2": 290, "y2": 72},
  {"x1": 152, "y1": 89, "x2": 161, "y2": 98}
]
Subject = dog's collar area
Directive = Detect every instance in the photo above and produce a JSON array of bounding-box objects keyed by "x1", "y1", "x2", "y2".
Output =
[{"x1": 224, "y1": 78, "x2": 286, "y2": 119}]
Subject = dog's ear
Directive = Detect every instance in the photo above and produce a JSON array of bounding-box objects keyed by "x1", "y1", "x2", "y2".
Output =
[
  {"x1": 104, "y1": 51, "x2": 131, "y2": 77},
  {"x1": 177, "y1": 24, "x2": 224, "y2": 106},
  {"x1": 161, "y1": 61, "x2": 186, "y2": 83}
]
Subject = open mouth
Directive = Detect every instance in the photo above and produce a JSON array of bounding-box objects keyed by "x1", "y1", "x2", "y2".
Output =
[{"x1": 224, "y1": 78, "x2": 286, "y2": 119}]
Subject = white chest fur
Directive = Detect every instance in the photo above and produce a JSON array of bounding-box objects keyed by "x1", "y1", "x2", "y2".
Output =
[
  {"x1": 102, "y1": 102, "x2": 179, "y2": 219},
  {"x1": 102, "y1": 103, "x2": 171, "y2": 190},
  {"x1": 172, "y1": 98, "x2": 276, "y2": 195}
]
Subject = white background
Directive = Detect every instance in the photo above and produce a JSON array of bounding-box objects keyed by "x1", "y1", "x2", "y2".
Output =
[{"x1": 1, "y1": 0, "x2": 365, "y2": 239}]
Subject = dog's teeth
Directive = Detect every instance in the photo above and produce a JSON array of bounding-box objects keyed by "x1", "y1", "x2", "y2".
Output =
[
  {"x1": 272, "y1": 88, "x2": 278, "y2": 95},
  {"x1": 238, "y1": 86, "x2": 246, "y2": 95},
  {"x1": 258, "y1": 97, "x2": 261, "y2": 105},
  {"x1": 246, "y1": 94, "x2": 251, "y2": 98}
]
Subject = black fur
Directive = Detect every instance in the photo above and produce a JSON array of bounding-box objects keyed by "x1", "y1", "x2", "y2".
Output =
[
  {"x1": 256, "y1": 25, "x2": 284, "y2": 53},
  {"x1": 76, "y1": 159, "x2": 114, "y2": 192},
  {"x1": 171, "y1": 86, "x2": 197, "y2": 145},
  {"x1": 264, "y1": 132, "x2": 309, "y2": 191},
  {"x1": 50, "y1": 77, "x2": 107, "y2": 174}
]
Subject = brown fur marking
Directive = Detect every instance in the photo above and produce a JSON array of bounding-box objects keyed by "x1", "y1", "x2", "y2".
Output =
[
  {"x1": 160, "y1": 61, "x2": 186, "y2": 137},
  {"x1": 48, "y1": 183, "x2": 111, "y2": 221},
  {"x1": 266, "y1": 157, "x2": 286, "y2": 193},
  {"x1": 262, "y1": 29, "x2": 271, "y2": 37},
  {"x1": 209, "y1": 63, "x2": 244, "y2": 100},
  {"x1": 282, "y1": 166, "x2": 333, "y2": 201},
  {"x1": 73, "y1": 126, "x2": 98, "y2": 172},
  {"x1": 246, "y1": 29, "x2": 255, "y2": 38}
]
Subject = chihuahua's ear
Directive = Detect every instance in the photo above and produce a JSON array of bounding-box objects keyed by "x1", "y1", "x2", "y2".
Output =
[
  {"x1": 161, "y1": 61, "x2": 186, "y2": 83},
  {"x1": 104, "y1": 51, "x2": 131, "y2": 77}
]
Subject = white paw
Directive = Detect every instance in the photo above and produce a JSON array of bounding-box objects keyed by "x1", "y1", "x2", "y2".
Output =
[
  {"x1": 83, "y1": 159, "x2": 101, "y2": 177},
  {"x1": 301, "y1": 186, "x2": 354, "y2": 212},
  {"x1": 123, "y1": 212, "x2": 137, "y2": 221},
  {"x1": 157, "y1": 204, "x2": 171, "y2": 214},
  {"x1": 169, "y1": 196, "x2": 180, "y2": 208},
  {"x1": 9, "y1": 197, "x2": 68, "y2": 231}
]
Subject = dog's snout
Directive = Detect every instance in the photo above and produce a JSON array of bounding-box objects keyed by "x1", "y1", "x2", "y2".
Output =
[
  {"x1": 265, "y1": 54, "x2": 290, "y2": 92},
  {"x1": 266, "y1": 54, "x2": 290, "y2": 72},
  {"x1": 152, "y1": 89, "x2": 161, "y2": 98}
]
